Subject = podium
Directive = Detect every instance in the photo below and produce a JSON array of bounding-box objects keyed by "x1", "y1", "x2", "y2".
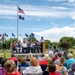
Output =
[{"x1": 41, "y1": 42, "x2": 46, "y2": 53}]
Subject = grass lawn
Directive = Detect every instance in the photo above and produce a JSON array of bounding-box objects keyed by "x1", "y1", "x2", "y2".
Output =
[
  {"x1": 0, "y1": 49, "x2": 75, "y2": 59},
  {"x1": 0, "y1": 49, "x2": 11, "y2": 59},
  {"x1": 68, "y1": 49, "x2": 75, "y2": 57}
]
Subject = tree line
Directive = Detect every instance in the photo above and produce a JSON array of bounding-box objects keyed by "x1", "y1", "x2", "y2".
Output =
[{"x1": 0, "y1": 35, "x2": 75, "y2": 50}]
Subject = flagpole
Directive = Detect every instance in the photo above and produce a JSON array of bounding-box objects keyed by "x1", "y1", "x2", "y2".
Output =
[
  {"x1": 17, "y1": 4, "x2": 19, "y2": 41},
  {"x1": 10, "y1": 37, "x2": 12, "y2": 56}
]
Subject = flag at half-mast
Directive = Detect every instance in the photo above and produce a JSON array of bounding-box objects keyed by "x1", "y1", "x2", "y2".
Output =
[{"x1": 18, "y1": 7, "x2": 25, "y2": 14}]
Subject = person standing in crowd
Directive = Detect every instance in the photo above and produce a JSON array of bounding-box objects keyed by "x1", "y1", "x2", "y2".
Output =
[
  {"x1": 22, "y1": 41, "x2": 27, "y2": 53},
  {"x1": 40, "y1": 36, "x2": 45, "y2": 53}
]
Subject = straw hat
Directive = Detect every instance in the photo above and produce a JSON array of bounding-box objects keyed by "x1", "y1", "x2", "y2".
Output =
[{"x1": 43, "y1": 54, "x2": 50, "y2": 60}]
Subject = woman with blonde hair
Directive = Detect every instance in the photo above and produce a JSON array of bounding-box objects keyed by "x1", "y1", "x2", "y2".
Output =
[
  {"x1": 23, "y1": 57, "x2": 42, "y2": 75},
  {"x1": 4, "y1": 60, "x2": 22, "y2": 75},
  {"x1": 56, "y1": 56, "x2": 68, "y2": 75}
]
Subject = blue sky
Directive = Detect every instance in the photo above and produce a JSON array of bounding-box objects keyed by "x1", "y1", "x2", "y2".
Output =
[{"x1": 0, "y1": 0, "x2": 75, "y2": 42}]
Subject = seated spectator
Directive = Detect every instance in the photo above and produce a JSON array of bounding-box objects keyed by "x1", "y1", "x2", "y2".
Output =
[
  {"x1": 38, "y1": 54, "x2": 44, "y2": 61},
  {"x1": 48, "y1": 60, "x2": 61, "y2": 75},
  {"x1": 52, "y1": 52, "x2": 58, "y2": 62},
  {"x1": 18, "y1": 57, "x2": 29, "y2": 72},
  {"x1": 11, "y1": 42, "x2": 17, "y2": 53},
  {"x1": 0, "y1": 58, "x2": 7, "y2": 75},
  {"x1": 22, "y1": 41, "x2": 27, "y2": 53},
  {"x1": 27, "y1": 53, "x2": 33, "y2": 60},
  {"x1": 56, "y1": 56, "x2": 68, "y2": 75},
  {"x1": 69, "y1": 63, "x2": 75, "y2": 75},
  {"x1": 63, "y1": 51, "x2": 69, "y2": 60},
  {"x1": 39, "y1": 54, "x2": 50, "y2": 73},
  {"x1": 66, "y1": 53, "x2": 75, "y2": 70},
  {"x1": 10, "y1": 54, "x2": 18, "y2": 62},
  {"x1": 39, "y1": 54, "x2": 50, "y2": 65},
  {"x1": 54, "y1": 52, "x2": 62, "y2": 65},
  {"x1": 4, "y1": 60, "x2": 22, "y2": 75},
  {"x1": 23, "y1": 57, "x2": 42, "y2": 75}
]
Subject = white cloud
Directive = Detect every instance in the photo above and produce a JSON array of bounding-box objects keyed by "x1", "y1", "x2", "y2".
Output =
[
  {"x1": 47, "y1": 0, "x2": 66, "y2": 2},
  {"x1": 2, "y1": 0, "x2": 17, "y2": 4},
  {"x1": 0, "y1": 4, "x2": 75, "y2": 20},
  {"x1": 0, "y1": 26, "x2": 16, "y2": 29},
  {"x1": 24, "y1": 28, "x2": 44, "y2": 31},
  {"x1": 33, "y1": 26, "x2": 75, "y2": 42},
  {"x1": 72, "y1": 11, "x2": 75, "y2": 20},
  {"x1": 72, "y1": 16, "x2": 75, "y2": 20},
  {"x1": 68, "y1": 0, "x2": 75, "y2": 3}
]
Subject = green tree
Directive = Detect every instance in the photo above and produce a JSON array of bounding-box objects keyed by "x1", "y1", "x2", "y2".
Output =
[
  {"x1": 45, "y1": 40, "x2": 52, "y2": 49},
  {"x1": 52, "y1": 42, "x2": 59, "y2": 48},
  {"x1": 59, "y1": 41, "x2": 70, "y2": 50},
  {"x1": 28, "y1": 33, "x2": 37, "y2": 42},
  {"x1": 59, "y1": 36, "x2": 75, "y2": 48}
]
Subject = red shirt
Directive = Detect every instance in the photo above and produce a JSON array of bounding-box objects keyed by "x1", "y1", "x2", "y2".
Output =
[
  {"x1": 6, "y1": 72, "x2": 22, "y2": 75},
  {"x1": 49, "y1": 72, "x2": 61, "y2": 75},
  {"x1": 53, "y1": 56, "x2": 58, "y2": 62},
  {"x1": 10, "y1": 57, "x2": 18, "y2": 62},
  {"x1": 39, "y1": 60, "x2": 49, "y2": 65}
]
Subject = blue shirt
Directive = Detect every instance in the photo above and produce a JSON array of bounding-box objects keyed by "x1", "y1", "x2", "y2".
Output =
[
  {"x1": 18, "y1": 63, "x2": 29, "y2": 71},
  {"x1": 66, "y1": 58, "x2": 75, "y2": 70}
]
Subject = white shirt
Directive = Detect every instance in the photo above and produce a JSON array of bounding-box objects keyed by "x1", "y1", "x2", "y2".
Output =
[
  {"x1": 23, "y1": 66, "x2": 42, "y2": 75},
  {"x1": 40, "y1": 39, "x2": 45, "y2": 42},
  {"x1": 22, "y1": 43, "x2": 27, "y2": 47}
]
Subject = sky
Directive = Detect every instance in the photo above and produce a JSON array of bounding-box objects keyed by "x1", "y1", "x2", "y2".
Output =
[{"x1": 0, "y1": 0, "x2": 75, "y2": 42}]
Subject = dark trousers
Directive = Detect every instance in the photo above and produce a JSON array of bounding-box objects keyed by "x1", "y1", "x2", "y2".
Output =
[
  {"x1": 40, "y1": 44, "x2": 43, "y2": 53},
  {"x1": 22, "y1": 47, "x2": 27, "y2": 53}
]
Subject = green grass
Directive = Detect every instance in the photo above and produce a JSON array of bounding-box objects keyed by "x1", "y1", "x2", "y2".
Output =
[
  {"x1": 0, "y1": 49, "x2": 11, "y2": 59},
  {"x1": 68, "y1": 49, "x2": 75, "y2": 57}
]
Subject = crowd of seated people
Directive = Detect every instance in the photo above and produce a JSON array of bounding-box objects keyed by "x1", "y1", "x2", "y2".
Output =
[
  {"x1": 11, "y1": 40, "x2": 41, "y2": 53},
  {"x1": 1, "y1": 50, "x2": 75, "y2": 75}
]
